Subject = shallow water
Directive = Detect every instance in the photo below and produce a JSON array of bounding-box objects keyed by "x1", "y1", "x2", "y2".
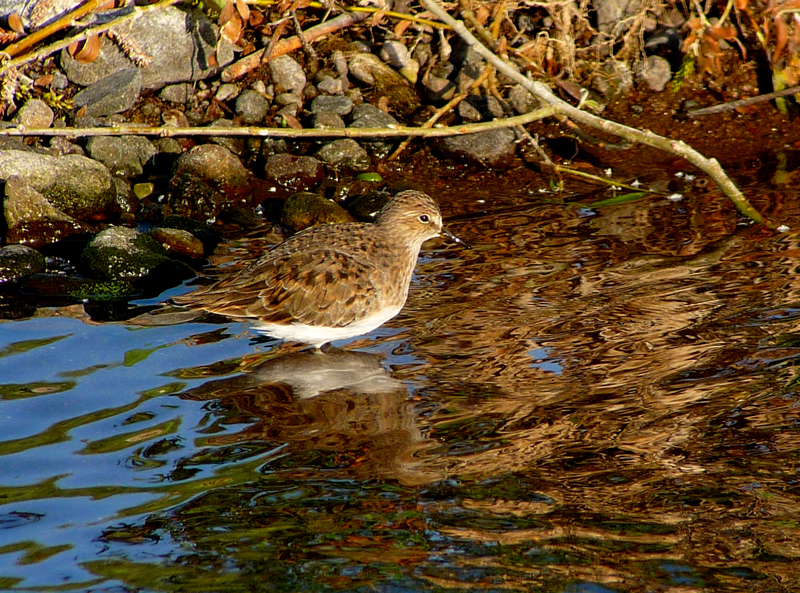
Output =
[{"x1": 2, "y1": 170, "x2": 800, "y2": 592}]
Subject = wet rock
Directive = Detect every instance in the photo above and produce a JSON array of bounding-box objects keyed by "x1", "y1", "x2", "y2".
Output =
[
  {"x1": 12, "y1": 99, "x2": 54, "y2": 129},
  {"x1": 264, "y1": 153, "x2": 324, "y2": 192},
  {"x1": 458, "y1": 95, "x2": 505, "y2": 122},
  {"x1": 149, "y1": 227, "x2": 205, "y2": 259},
  {"x1": 637, "y1": 55, "x2": 672, "y2": 92},
  {"x1": 59, "y1": 6, "x2": 235, "y2": 89},
  {"x1": 85, "y1": 135, "x2": 156, "y2": 178},
  {"x1": 169, "y1": 144, "x2": 252, "y2": 220},
  {"x1": 113, "y1": 177, "x2": 140, "y2": 215},
  {"x1": 0, "y1": 245, "x2": 46, "y2": 284},
  {"x1": 345, "y1": 191, "x2": 392, "y2": 221},
  {"x1": 19, "y1": 273, "x2": 135, "y2": 302},
  {"x1": 3, "y1": 176, "x2": 91, "y2": 248},
  {"x1": 73, "y1": 69, "x2": 142, "y2": 117},
  {"x1": 160, "y1": 215, "x2": 221, "y2": 254},
  {"x1": 310, "y1": 95, "x2": 354, "y2": 116},
  {"x1": 0, "y1": 150, "x2": 116, "y2": 220},
  {"x1": 261, "y1": 138, "x2": 288, "y2": 158},
  {"x1": 348, "y1": 103, "x2": 400, "y2": 158},
  {"x1": 79, "y1": 226, "x2": 194, "y2": 285},
  {"x1": 235, "y1": 90, "x2": 270, "y2": 124},
  {"x1": 269, "y1": 54, "x2": 307, "y2": 95},
  {"x1": 436, "y1": 128, "x2": 517, "y2": 167},
  {"x1": 508, "y1": 84, "x2": 542, "y2": 114},
  {"x1": 316, "y1": 139, "x2": 371, "y2": 171},
  {"x1": 281, "y1": 192, "x2": 356, "y2": 232},
  {"x1": 347, "y1": 51, "x2": 421, "y2": 115}
]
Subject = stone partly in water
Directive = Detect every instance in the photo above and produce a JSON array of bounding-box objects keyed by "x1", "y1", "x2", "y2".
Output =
[
  {"x1": 0, "y1": 245, "x2": 46, "y2": 284},
  {"x1": 264, "y1": 154, "x2": 325, "y2": 192},
  {"x1": 3, "y1": 177, "x2": 92, "y2": 248},
  {"x1": 18, "y1": 273, "x2": 136, "y2": 302},
  {"x1": 281, "y1": 192, "x2": 356, "y2": 232},
  {"x1": 168, "y1": 144, "x2": 253, "y2": 220},
  {"x1": 79, "y1": 226, "x2": 194, "y2": 293},
  {"x1": 316, "y1": 139, "x2": 371, "y2": 171},
  {"x1": 435, "y1": 128, "x2": 517, "y2": 167},
  {"x1": 0, "y1": 150, "x2": 117, "y2": 221}
]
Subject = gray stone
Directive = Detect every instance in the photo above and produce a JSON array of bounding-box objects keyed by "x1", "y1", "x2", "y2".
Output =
[
  {"x1": 48, "y1": 137, "x2": 85, "y2": 157},
  {"x1": 316, "y1": 139, "x2": 371, "y2": 171},
  {"x1": 508, "y1": 84, "x2": 541, "y2": 114},
  {"x1": 638, "y1": 55, "x2": 672, "y2": 92},
  {"x1": 594, "y1": 60, "x2": 634, "y2": 98},
  {"x1": 59, "y1": 6, "x2": 235, "y2": 89},
  {"x1": 0, "y1": 244, "x2": 46, "y2": 284},
  {"x1": 235, "y1": 90, "x2": 270, "y2": 124},
  {"x1": 216, "y1": 83, "x2": 240, "y2": 102},
  {"x1": 312, "y1": 112, "x2": 346, "y2": 129},
  {"x1": 458, "y1": 95, "x2": 504, "y2": 122},
  {"x1": 316, "y1": 75, "x2": 343, "y2": 95},
  {"x1": 12, "y1": 99, "x2": 54, "y2": 129},
  {"x1": 596, "y1": 0, "x2": 645, "y2": 35},
  {"x1": 73, "y1": 69, "x2": 142, "y2": 117},
  {"x1": 85, "y1": 136, "x2": 156, "y2": 178},
  {"x1": 436, "y1": 128, "x2": 517, "y2": 167},
  {"x1": 160, "y1": 83, "x2": 193, "y2": 103},
  {"x1": 269, "y1": 54, "x2": 306, "y2": 95},
  {"x1": 348, "y1": 104, "x2": 400, "y2": 158},
  {"x1": 275, "y1": 92, "x2": 303, "y2": 107},
  {"x1": 0, "y1": 0, "x2": 80, "y2": 30},
  {"x1": 0, "y1": 150, "x2": 116, "y2": 220},
  {"x1": 310, "y1": 94, "x2": 353, "y2": 116}
]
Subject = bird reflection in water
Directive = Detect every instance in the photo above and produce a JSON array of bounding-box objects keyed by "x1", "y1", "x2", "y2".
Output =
[{"x1": 180, "y1": 349, "x2": 437, "y2": 485}]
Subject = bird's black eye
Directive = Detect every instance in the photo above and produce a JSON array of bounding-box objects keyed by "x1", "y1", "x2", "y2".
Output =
[{"x1": 419, "y1": 214, "x2": 430, "y2": 223}]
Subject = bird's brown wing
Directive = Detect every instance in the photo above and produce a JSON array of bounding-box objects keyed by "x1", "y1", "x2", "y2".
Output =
[{"x1": 176, "y1": 248, "x2": 383, "y2": 328}]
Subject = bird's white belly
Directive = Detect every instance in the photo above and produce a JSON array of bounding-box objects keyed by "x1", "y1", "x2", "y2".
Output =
[{"x1": 253, "y1": 304, "x2": 404, "y2": 348}]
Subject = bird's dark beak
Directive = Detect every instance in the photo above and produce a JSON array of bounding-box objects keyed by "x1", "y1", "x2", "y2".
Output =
[{"x1": 441, "y1": 227, "x2": 470, "y2": 249}]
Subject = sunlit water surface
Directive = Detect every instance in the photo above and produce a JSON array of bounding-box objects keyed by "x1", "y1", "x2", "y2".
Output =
[{"x1": 2, "y1": 178, "x2": 800, "y2": 592}]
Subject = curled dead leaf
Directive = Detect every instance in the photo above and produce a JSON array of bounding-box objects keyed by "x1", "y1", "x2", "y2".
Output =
[
  {"x1": 68, "y1": 34, "x2": 101, "y2": 63},
  {"x1": 7, "y1": 12, "x2": 24, "y2": 33}
]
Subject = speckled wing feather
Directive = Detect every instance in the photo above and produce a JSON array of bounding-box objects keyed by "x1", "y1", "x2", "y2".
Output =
[{"x1": 176, "y1": 244, "x2": 385, "y2": 328}]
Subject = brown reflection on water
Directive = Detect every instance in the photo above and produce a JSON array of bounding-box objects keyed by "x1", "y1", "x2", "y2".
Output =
[
  {"x1": 180, "y1": 349, "x2": 439, "y2": 485},
  {"x1": 385, "y1": 187, "x2": 800, "y2": 585}
]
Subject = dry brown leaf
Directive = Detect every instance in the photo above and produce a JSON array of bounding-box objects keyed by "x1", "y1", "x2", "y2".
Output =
[
  {"x1": 394, "y1": 19, "x2": 411, "y2": 37},
  {"x1": 34, "y1": 74, "x2": 54, "y2": 87},
  {"x1": 7, "y1": 12, "x2": 24, "y2": 33},
  {"x1": 249, "y1": 10, "x2": 265, "y2": 26},
  {"x1": 282, "y1": 113, "x2": 302, "y2": 128},
  {"x1": 221, "y1": 14, "x2": 244, "y2": 46},
  {"x1": 69, "y1": 34, "x2": 101, "y2": 63},
  {"x1": 235, "y1": 0, "x2": 250, "y2": 21}
]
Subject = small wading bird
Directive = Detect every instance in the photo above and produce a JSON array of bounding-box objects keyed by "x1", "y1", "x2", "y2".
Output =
[{"x1": 174, "y1": 190, "x2": 467, "y2": 349}]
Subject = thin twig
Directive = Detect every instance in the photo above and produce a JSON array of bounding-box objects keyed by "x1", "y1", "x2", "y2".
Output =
[
  {"x1": 687, "y1": 84, "x2": 800, "y2": 117},
  {"x1": 420, "y1": 0, "x2": 767, "y2": 225},
  {"x1": 0, "y1": 107, "x2": 557, "y2": 139}
]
